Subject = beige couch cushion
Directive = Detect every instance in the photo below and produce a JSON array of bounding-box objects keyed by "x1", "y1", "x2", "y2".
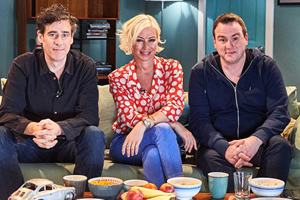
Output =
[{"x1": 98, "y1": 85, "x2": 117, "y2": 148}]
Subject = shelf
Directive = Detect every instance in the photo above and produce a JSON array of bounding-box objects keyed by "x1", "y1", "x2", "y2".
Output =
[
  {"x1": 74, "y1": 37, "x2": 115, "y2": 40},
  {"x1": 16, "y1": 0, "x2": 119, "y2": 85},
  {"x1": 83, "y1": 37, "x2": 116, "y2": 40},
  {"x1": 98, "y1": 74, "x2": 109, "y2": 80},
  {"x1": 32, "y1": 0, "x2": 119, "y2": 19}
]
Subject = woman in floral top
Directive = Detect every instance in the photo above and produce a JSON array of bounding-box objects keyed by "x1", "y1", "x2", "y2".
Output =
[{"x1": 108, "y1": 14, "x2": 197, "y2": 187}]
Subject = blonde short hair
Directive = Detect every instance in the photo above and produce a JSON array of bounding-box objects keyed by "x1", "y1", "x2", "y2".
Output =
[{"x1": 117, "y1": 14, "x2": 165, "y2": 55}]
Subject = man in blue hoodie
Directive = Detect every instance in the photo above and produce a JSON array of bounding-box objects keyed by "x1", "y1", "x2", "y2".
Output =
[{"x1": 189, "y1": 13, "x2": 292, "y2": 192}]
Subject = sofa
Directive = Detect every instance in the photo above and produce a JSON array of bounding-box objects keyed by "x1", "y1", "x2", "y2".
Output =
[{"x1": 9, "y1": 85, "x2": 300, "y2": 192}]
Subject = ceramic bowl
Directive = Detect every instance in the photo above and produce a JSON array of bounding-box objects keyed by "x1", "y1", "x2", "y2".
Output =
[
  {"x1": 123, "y1": 179, "x2": 148, "y2": 191},
  {"x1": 88, "y1": 177, "x2": 123, "y2": 200},
  {"x1": 167, "y1": 177, "x2": 202, "y2": 200},
  {"x1": 249, "y1": 177, "x2": 285, "y2": 197}
]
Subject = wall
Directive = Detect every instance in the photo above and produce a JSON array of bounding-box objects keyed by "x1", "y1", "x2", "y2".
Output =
[
  {"x1": 116, "y1": 0, "x2": 146, "y2": 68},
  {"x1": 5, "y1": 1, "x2": 298, "y2": 97},
  {"x1": 273, "y1": 2, "x2": 300, "y2": 99},
  {"x1": 3, "y1": 0, "x2": 197, "y2": 92},
  {"x1": 145, "y1": 0, "x2": 198, "y2": 91},
  {"x1": 117, "y1": 0, "x2": 198, "y2": 91},
  {"x1": 0, "y1": 1, "x2": 16, "y2": 81}
]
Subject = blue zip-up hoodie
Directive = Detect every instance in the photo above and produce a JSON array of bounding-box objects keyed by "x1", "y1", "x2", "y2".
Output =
[{"x1": 189, "y1": 48, "x2": 290, "y2": 158}]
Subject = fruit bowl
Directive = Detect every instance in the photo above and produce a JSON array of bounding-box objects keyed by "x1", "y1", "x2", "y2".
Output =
[
  {"x1": 121, "y1": 186, "x2": 176, "y2": 200},
  {"x1": 167, "y1": 177, "x2": 202, "y2": 200},
  {"x1": 249, "y1": 177, "x2": 285, "y2": 197},
  {"x1": 88, "y1": 177, "x2": 123, "y2": 200},
  {"x1": 123, "y1": 179, "x2": 148, "y2": 191}
]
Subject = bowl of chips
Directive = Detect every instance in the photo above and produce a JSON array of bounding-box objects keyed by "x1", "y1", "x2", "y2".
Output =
[{"x1": 88, "y1": 177, "x2": 123, "y2": 200}]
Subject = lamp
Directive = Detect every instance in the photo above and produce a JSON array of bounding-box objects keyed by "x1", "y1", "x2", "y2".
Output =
[{"x1": 145, "y1": 0, "x2": 184, "y2": 38}]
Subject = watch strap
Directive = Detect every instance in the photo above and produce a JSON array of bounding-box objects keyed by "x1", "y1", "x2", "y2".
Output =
[{"x1": 149, "y1": 115, "x2": 156, "y2": 125}]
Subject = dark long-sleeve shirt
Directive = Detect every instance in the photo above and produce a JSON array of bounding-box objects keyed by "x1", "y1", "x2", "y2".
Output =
[
  {"x1": 189, "y1": 48, "x2": 290, "y2": 158},
  {"x1": 0, "y1": 49, "x2": 99, "y2": 141}
]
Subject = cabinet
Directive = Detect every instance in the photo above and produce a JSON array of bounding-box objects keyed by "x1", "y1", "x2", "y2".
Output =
[{"x1": 16, "y1": 0, "x2": 119, "y2": 84}]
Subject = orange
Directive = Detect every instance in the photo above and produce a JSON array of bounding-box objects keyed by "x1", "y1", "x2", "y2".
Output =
[{"x1": 144, "y1": 183, "x2": 158, "y2": 190}]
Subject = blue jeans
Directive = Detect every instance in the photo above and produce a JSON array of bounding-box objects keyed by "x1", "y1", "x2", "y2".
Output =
[
  {"x1": 109, "y1": 123, "x2": 183, "y2": 188},
  {"x1": 0, "y1": 126, "x2": 106, "y2": 199}
]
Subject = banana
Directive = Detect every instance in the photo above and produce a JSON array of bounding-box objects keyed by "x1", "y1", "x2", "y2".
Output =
[
  {"x1": 147, "y1": 194, "x2": 175, "y2": 200},
  {"x1": 146, "y1": 194, "x2": 176, "y2": 200},
  {"x1": 130, "y1": 186, "x2": 175, "y2": 198}
]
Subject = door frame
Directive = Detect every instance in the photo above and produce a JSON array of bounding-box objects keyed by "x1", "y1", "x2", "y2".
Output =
[{"x1": 197, "y1": 0, "x2": 274, "y2": 62}]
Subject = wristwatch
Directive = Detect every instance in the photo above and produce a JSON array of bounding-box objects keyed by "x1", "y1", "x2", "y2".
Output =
[{"x1": 142, "y1": 118, "x2": 152, "y2": 130}]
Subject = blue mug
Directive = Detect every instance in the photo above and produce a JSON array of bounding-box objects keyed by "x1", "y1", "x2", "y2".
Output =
[{"x1": 208, "y1": 172, "x2": 229, "y2": 199}]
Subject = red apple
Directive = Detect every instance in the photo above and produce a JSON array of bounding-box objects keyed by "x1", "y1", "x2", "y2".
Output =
[
  {"x1": 159, "y1": 183, "x2": 175, "y2": 193},
  {"x1": 126, "y1": 188, "x2": 143, "y2": 200}
]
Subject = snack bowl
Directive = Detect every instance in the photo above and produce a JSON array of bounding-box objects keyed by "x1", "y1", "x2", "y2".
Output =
[
  {"x1": 249, "y1": 177, "x2": 285, "y2": 197},
  {"x1": 123, "y1": 179, "x2": 148, "y2": 191},
  {"x1": 167, "y1": 177, "x2": 202, "y2": 200},
  {"x1": 88, "y1": 177, "x2": 123, "y2": 200}
]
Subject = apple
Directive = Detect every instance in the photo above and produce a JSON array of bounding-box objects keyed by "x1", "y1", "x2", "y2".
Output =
[
  {"x1": 126, "y1": 188, "x2": 143, "y2": 200},
  {"x1": 159, "y1": 183, "x2": 175, "y2": 193}
]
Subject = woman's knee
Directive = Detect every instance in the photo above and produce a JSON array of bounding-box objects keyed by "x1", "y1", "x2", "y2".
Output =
[{"x1": 154, "y1": 123, "x2": 176, "y2": 140}]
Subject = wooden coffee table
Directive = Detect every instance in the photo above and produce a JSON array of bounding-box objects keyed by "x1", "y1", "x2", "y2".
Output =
[
  {"x1": 84, "y1": 192, "x2": 257, "y2": 199},
  {"x1": 193, "y1": 193, "x2": 257, "y2": 200}
]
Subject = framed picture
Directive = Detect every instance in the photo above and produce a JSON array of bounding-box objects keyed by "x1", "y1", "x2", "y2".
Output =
[{"x1": 278, "y1": 0, "x2": 300, "y2": 4}]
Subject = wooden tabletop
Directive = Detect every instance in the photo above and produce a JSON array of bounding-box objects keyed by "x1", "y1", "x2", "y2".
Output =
[
  {"x1": 193, "y1": 193, "x2": 257, "y2": 200},
  {"x1": 84, "y1": 192, "x2": 257, "y2": 199}
]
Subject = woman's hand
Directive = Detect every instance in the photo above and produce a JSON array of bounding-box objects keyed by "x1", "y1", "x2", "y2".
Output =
[
  {"x1": 122, "y1": 122, "x2": 146, "y2": 157},
  {"x1": 168, "y1": 121, "x2": 197, "y2": 153}
]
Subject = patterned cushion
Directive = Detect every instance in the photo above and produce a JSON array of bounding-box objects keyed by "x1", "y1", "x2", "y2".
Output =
[
  {"x1": 282, "y1": 118, "x2": 296, "y2": 140},
  {"x1": 286, "y1": 86, "x2": 300, "y2": 119}
]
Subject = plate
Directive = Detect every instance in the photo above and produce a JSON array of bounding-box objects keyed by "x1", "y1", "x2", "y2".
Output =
[
  {"x1": 251, "y1": 198, "x2": 290, "y2": 200},
  {"x1": 77, "y1": 199, "x2": 104, "y2": 200},
  {"x1": 121, "y1": 192, "x2": 127, "y2": 200}
]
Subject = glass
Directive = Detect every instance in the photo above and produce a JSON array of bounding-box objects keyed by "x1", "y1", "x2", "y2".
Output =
[{"x1": 233, "y1": 171, "x2": 252, "y2": 200}]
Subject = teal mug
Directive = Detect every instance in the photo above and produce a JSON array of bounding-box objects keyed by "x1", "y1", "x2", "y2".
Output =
[{"x1": 208, "y1": 172, "x2": 229, "y2": 199}]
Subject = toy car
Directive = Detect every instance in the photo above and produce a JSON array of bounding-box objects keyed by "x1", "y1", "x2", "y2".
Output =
[{"x1": 8, "y1": 178, "x2": 75, "y2": 200}]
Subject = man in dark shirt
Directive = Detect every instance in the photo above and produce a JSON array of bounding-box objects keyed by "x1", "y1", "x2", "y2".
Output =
[
  {"x1": 189, "y1": 13, "x2": 291, "y2": 192},
  {"x1": 0, "y1": 4, "x2": 106, "y2": 198}
]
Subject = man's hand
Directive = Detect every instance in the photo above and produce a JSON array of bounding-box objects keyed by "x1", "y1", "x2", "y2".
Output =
[
  {"x1": 232, "y1": 136, "x2": 262, "y2": 160},
  {"x1": 227, "y1": 136, "x2": 263, "y2": 168},
  {"x1": 225, "y1": 140, "x2": 245, "y2": 165},
  {"x1": 25, "y1": 119, "x2": 63, "y2": 149}
]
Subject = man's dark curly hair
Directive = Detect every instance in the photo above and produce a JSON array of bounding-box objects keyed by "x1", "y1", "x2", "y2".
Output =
[{"x1": 35, "y1": 4, "x2": 78, "y2": 34}]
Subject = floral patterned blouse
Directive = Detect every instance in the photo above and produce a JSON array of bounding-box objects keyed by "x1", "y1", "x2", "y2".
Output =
[{"x1": 108, "y1": 56, "x2": 185, "y2": 134}]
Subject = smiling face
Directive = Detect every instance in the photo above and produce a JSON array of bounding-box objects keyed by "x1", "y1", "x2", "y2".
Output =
[
  {"x1": 132, "y1": 27, "x2": 158, "y2": 64},
  {"x1": 213, "y1": 21, "x2": 248, "y2": 67},
  {"x1": 37, "y1": 20, "x2": 74, "y2": 66}
]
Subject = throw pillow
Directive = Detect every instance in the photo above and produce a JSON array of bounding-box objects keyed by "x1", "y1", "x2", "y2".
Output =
[
  {"x1": 281, "y1": 118, "x2": 296, "y2": 140},
  {"x1": 286, "y1": 86, "x2": 299, "y2": 119},
  {"x1": 98, "y1": 85, "x2": 117, "y2": 149},
  {"x1": 290, "y1": 116, "x2": 300, "y2": 148}
]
